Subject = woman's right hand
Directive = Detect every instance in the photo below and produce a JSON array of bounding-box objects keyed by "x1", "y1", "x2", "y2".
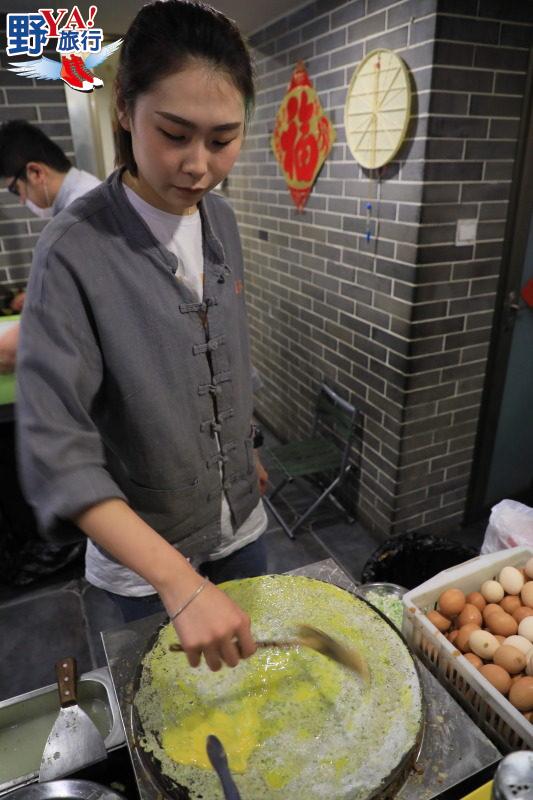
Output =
[
  {"x1": 166, "y1": 578, "x2": 257, "y2": 671},
  {"x1": 73, "y1": 499, "x2": 255, "y2": 672}
]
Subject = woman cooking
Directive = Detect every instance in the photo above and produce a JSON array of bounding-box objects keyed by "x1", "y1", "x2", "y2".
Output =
[{"x1": 16, "y1": 0, "x2": 268, "y2": 673}]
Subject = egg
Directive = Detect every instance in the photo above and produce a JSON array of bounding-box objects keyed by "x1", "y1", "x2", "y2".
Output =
[
  {"x1": 448, "y1": 629, "x2": 459, "y2": 645},
  {"x1": 509, "y1": 676, "x2": 533, "y2": 712},
  {"x1": 481, "y1": 580, "x2": 504, "y2": 603},
  {"x1": 504, "y1": 635, "x2": 533, "y2": 657},
  {"x1": 510, "y1": 674, "x2": 525, "y2": 687},
  {"x1": 438, "y1": 588, "x2": 466, "y2": 618},
  {"x1": 469, "y1": 629, "x2": 500, "y2": 660},
  {"x1": 518, "y1": 617, "x2": 533, "y2": 642},
  {"x1": 495, "y1": 635, "x2": 506, "y2": 645},
  {"x1": 466, "y1": 591, "x2": 486, "y2": 612},
  {"x1": 483, "y1": 603, "x2": 505, "y2": 624},
  {"x1": 493, "y1": 645, "x2": 527, "y2": 675},
  {"x1": 487, "y1": 611, "x2": 518, "y2": 638},
  {"x1": 427, "y1": 610, "x2": 451, "y2": 633},
  {"x1": 525, "y1": 558, "x2": 533, "y2": 580},
  {"x1": 456, "y1": 623, "x2": 481, "y2": 653},
  {"x1": 526, "y1": 653, "x2": 533, "y2": 677},
  {"x1": 500, "y1": 595, "x2": 522, "y2": 614},
  {"x1": 463, "y1": 652, "x2": 483, "y2": 669},
  {"x1": 458, "y1": 603, "x2": 483, "y2": 628},
  {"x1": 523, "y1": 711, "x2": 533, "y2": 722},
  {"x1": 499, "y1": 566, "x2": 525, "y2": 596},
  {"x1": 513, "y1": 606, "x2": 533, "y2": 623},
  {"x1": 521, "y1": 582, "x2": 533, "y2": 608},
  {"x1": 479, "y1": 663, "x2": 512, "y2": 695}
]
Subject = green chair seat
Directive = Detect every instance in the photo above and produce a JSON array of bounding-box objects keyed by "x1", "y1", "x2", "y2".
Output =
[{"x1": 267, "y1": 438, "x2": 342, "y2": 478}]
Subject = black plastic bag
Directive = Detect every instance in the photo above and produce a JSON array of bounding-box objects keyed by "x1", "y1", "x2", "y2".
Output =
[{"x1": 361, "y1": 532, "x2": 479, "y2": 590}]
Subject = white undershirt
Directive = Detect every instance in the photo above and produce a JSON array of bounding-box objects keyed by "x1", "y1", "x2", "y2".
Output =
[{"x1": 84, "y1": 185, "x2": 267, "y2": 596}]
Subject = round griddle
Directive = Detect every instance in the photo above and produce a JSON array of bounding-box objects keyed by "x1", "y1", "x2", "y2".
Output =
[{"x1": 131, "y1": 575, "x2": 424, "y2": 800}]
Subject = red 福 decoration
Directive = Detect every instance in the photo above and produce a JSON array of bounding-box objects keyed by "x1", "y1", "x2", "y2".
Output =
[{"x1": 271, "y1": 61, "x2": 336, "y2": 212}]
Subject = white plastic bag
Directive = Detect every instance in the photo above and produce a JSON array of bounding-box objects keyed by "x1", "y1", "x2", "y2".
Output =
[{"x1": 481, "y1": 499, "x2": 533, "y2": 554}]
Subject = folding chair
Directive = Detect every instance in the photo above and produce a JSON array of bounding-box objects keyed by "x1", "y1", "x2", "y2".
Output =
[{"x1": 263, "y1": 384, "x2": 360, "y2": 539}]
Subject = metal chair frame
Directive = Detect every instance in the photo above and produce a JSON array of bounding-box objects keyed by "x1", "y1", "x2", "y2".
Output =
[{"x1": 264, "y1": 384, "x2": 360, "y2": 540}]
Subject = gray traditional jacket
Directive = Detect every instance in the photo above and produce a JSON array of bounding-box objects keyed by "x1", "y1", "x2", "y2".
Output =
[{"x1": 16, "y1": 169, "x2": 260, "y2": 557}]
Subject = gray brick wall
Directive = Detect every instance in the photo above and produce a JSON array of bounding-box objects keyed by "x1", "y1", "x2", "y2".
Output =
[
  {"x1": 237, "y1": 0, "x2": 439, "y2": 536},
  {"x1": 235, "y1": 0, "x2": 533, "y2": 537},
  {"x1": 0, "y1": 18, "x2": 74, "y2": 301},
  {"x1": 395, "y1": 1, "x2": 533, "y2": 535}
]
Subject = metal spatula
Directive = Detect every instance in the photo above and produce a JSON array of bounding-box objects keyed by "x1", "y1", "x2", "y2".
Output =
[
  {"x1": 39, "y1": 656, "x2": 107, "y2": 782},
  {"x1": 206, "y1": 735, "x2": 242, "y2": 800},
  {"x1": 295, "y1": 624, "x2": 369, "y2": 679},
  {"x1": 170, "y1": 624, "x2": 369, "y2": 679}
]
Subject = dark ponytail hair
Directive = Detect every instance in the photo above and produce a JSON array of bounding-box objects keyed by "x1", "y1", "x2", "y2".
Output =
[{"x1": 114, "y1": 0, "x2": 255, "y2": 175}]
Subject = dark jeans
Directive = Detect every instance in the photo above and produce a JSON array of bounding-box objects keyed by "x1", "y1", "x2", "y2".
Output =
[
  {"x1": 200, "y1": 534, "x2": 268, "y2": 583},
  {"x1": 106, "y1": 535, "x2": 268, "y2": 623}
]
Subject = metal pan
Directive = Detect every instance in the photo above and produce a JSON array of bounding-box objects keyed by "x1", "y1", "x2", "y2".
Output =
[{"x1": 130, "y1": 575, "x2": 425, "y2": 800}]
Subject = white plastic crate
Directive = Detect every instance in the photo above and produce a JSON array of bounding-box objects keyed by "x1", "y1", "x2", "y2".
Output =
[{"x1": 402, "y1": 546, "x2": 533, "y2": 752}]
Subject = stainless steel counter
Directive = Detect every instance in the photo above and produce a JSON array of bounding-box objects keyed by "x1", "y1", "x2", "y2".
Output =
[{"x1": 102, "y1": 558, "x2": 501, "y2": 799}]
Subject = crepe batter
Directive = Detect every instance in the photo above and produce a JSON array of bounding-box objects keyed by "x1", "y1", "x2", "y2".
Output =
[{"x1": 135, "y1": 576, "x2": 423, "y2": 799}]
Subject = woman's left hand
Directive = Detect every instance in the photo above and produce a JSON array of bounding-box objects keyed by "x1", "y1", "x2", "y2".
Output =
[{"x1": 254, "y1": 451, "x2": 268, "y2": 495}]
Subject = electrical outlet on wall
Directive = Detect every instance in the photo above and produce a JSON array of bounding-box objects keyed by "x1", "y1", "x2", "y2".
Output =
[{"x1": 456, "y1": 219, "x2": 478, "y2": 246}]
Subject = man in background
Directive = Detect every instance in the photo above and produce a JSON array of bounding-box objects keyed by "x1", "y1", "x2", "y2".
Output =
[
  {"x1": 0, "y1": 120, "x2": 100, "y2": 582},
  {"x1": 0, "y1": 119, "x2": 100, "y2": 372}
]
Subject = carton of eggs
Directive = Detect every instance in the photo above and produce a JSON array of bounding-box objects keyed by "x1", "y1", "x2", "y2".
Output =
[{"x1": 424, "y1": 561, "x2": 533, "y2": 720}]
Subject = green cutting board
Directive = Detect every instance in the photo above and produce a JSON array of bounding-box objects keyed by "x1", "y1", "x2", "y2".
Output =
[{"x1": 0, "y1": 373, "x2": 15, "y2": 405}]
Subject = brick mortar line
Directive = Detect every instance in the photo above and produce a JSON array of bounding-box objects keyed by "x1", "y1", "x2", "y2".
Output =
[
  {"x1": 246, "y1": 0, "x2": 331, "y2": 41},
  {"x1": 361, "y1": 439, "x2": 404, "y2": 474},
  {"x1": 436, "y1": 15, "x2": 532, "y2": 28},
  {"x1": 244, "y1": 247, "x2": 502, "y2": 271},
  {"x1": 245, "y1": 237, "x2": 502, "y2": 260},
  {"x1": 254, "y1": 3, "x2": 413, "y2": 48}
]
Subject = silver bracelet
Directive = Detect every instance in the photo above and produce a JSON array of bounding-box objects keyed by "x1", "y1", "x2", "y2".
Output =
[{"x1": 169, "y1": 576, "x2": 209, "y2": 622}]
